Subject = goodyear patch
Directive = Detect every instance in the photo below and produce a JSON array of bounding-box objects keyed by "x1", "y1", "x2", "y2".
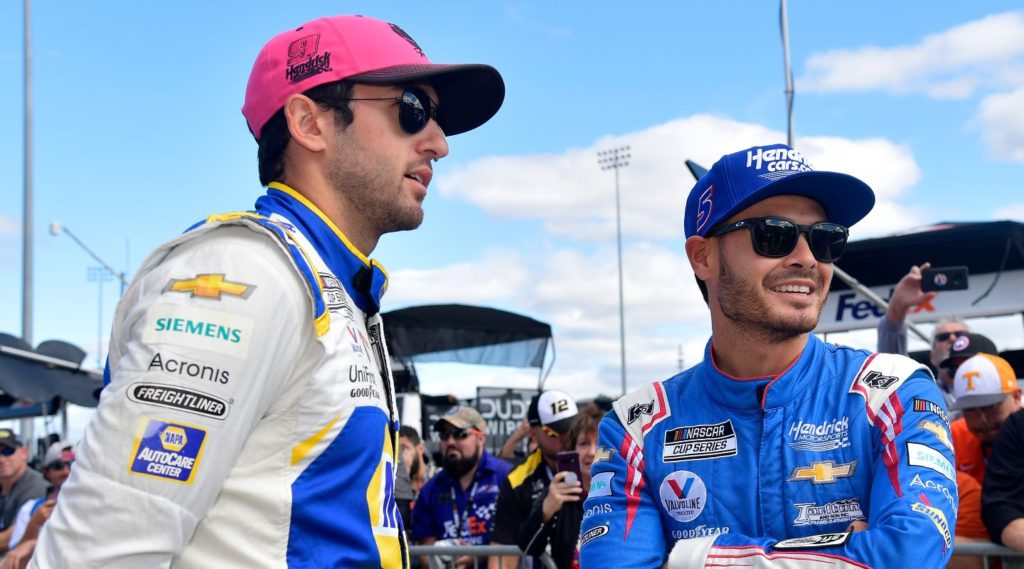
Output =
[{"x1": 129, "y1": 419, "x2": 207, "y2": 484}]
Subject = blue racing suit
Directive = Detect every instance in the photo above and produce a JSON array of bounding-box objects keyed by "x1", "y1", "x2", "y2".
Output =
[{"x1": 579, "y1": 335, "x2": 957, "y2": 568}]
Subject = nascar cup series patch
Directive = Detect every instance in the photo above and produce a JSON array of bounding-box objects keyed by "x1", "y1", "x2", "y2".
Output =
[{"x1": 129, "y1": 418, "x2": 207, "y2": 484}]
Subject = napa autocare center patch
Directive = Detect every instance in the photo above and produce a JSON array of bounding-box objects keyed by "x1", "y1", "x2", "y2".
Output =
[{"x1": 129, "y1": 418, "x2": 208, "y2": 484}]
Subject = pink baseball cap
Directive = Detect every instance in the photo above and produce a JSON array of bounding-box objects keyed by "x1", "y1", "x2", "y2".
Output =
[{"x1": 243, "y1": 15, "x2": 504, "y2": 141}]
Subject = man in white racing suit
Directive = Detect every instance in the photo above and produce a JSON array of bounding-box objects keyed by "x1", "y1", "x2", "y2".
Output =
[{"x1": 29, "y1": 15, "x2": 504, "y2": 568}]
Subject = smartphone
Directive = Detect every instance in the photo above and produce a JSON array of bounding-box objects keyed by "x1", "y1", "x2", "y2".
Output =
[
  {"x1": 921, "y1": 266, "x2": 969, "y2": 292},
  {"x1": 555, "y1": 451, "x2": 582, "y2": 486}
]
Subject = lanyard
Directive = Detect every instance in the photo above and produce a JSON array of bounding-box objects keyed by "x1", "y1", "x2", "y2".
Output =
[{"x1": 449, "y1": 480, "x2": 479, "y2": 540}]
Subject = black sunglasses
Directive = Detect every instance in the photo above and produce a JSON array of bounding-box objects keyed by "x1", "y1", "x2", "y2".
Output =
[
  {"x1": 0, "y1": 446, "x2": 16, "y2": 457},
  {"x1": 46, "y1": 459, "x2": 73, "y2": 471},
  {"x1": 934, "y1": 331, "x2": 968, "y2": 343},
  {"x1": 436, "y1": 428, "x2": 472, "y2": 442},
  {"x1": 344, "y1": 86, "x2": 440, "y2": 135},
  {"x1": 709, "y1": 216, "x2": 849, "y2": 263}
]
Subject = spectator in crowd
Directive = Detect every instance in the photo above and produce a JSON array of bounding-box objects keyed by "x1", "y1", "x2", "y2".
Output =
[
  {"x1": 581, "y1": 144, "x2": 955, "y2": 568},
  {"x1": 940, "y1": 333, "x2": 999, "y2": 381},
  {"x1": 950, "y1": 353, "x2": 1021, "y2": 484},
  {"x1": 400, "y1": 425, "x2": 432, "y2": 497},
  {"x1": 0, "y1": 441, "x2": 75, "y2": 569},
  {"x1": 491, "y1": 389, "x2": 578, "y2": 569},
  {"x1": 950, "y1": 472, "x2": 988, "y2": 569},
  {"x1": 982, "y1": 407, "x2": 1024, "y2": 551},
  {"x1": 0, "y1": 430, "x2": 46, "y2": 553},
  {"x1": 876, "y1": 263, "x2": 971, "y2": 417},
  {"x1": 412, "y1": 406, "x2": 511, "y2": 568},
  {"x1": 518, "y1": 404, "x2": 603, "y2": 568}
]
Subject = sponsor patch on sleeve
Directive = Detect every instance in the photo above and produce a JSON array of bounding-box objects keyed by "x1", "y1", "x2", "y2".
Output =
[
  {"x1": 128, "y1": 383, "x2": 230, "y2": 420},
  {"x1": 141, "y1": 304, "x2": 254, "y2": 357},
  {"x1": 906, "y1": 442, "x2": 955, "y2": 481},
  {"x1": 578, "y1": 524, "x2": 608, "y2": 549},
  {"x1": 912, "y1": 500, "x2": 952, "y2": 551},
  {"x1": 912, "y1": 399, "x2": 949, "y2": 425},
  {"x1": 773, "y1": 531, "x2": 851, "y2": 550},
  {"x1": 589, "y1": 471, "x2": 614, "y2": 497},
  {"x1": 129, "y1": 419, "x2": 208, "y2": 484},
  {"x1": 917, "y1": 420, "x2": 953, "y2": 451}
]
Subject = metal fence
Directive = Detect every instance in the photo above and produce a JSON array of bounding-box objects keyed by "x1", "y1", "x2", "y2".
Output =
[
  {"x1": 953, "y1": 542, "x2": 1024, "y2": 569},
  {"x1": 409, "y1": 542, "x2": 1022, "y2": 569},
  {"x1": 408, "y1": 545, "x2": 556, "y2": 569}
]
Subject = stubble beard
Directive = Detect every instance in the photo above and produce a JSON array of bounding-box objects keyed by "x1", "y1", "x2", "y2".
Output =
[
  {"x1": 325, "y1": 135, "x2": 425, "y2": 238},
  {"x1": 716, "y1": 250, "x2": 826, "y2": 344}
]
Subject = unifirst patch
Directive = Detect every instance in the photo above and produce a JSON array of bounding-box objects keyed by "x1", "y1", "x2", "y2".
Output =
[{"x1": 129, "y1": 419, "x2": 207, "y2": 484}]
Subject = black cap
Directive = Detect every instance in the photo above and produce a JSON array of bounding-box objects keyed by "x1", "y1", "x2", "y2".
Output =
[
  {"x1": 0, "y1": 429, "x2": 22, "y2": 449},
  {"x1": 940, "y1": 333, "x2": 998, "y2": 372}
]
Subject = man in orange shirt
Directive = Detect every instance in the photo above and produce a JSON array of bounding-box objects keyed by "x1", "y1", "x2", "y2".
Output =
[{"x1": 949, "y1": 353, "x2": 1021, "y2": 484}]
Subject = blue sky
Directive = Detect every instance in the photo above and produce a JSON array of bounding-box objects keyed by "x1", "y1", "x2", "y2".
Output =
[{"x1": 2, "y1": 1, "x2": 1024, "y2": 425}]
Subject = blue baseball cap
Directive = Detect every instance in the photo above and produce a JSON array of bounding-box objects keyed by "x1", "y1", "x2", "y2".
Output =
[{"x1": 684, "y1": 144, "x2": 875, "y2": 238}]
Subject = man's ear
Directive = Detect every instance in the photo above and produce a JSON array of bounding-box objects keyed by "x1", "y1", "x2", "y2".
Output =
[
  {"x1": 283, "y1": 94, "x2": 331, "y2": 153},
  {"x1": 685, "y1": 236, "x2": 715, "y2": 281}
]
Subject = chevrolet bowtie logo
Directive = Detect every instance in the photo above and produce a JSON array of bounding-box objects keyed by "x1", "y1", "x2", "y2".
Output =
[
  {"x1": 918, "y1": 420, "x2": 954, "y2": 451},
  {"x1": 165, "y1": 274, "x2": 255, "y2": 300},
  {"x1": 593, "y1": 447, "x2": 615, "y2": 463},
  {"x1": 789, "y1": 461, "x2": 857, "y2": 484}
]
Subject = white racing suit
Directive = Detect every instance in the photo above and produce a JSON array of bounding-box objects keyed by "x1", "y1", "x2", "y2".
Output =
[{"x1": 30, "y1": 182, "x2": 407, "y2": 568}]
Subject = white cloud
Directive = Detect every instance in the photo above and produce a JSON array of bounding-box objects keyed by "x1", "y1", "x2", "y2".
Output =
[
  {"x1": 993, "y1": 202, "x2": 1024, "y2": 220},
  {"x1": 800, "y1": 11, "x2": 1024, "y2": 98},
  {"x1": 976, "y1": 85, "x2": 1024, "y2": 161},
  {"x1": 385, "y1": 248, "x2": 530, "y2": 306},
  {"x1": 0, "y1": 214, "x2": 19, "y2": 236},
  {"x1": 439, "y1": 114, "x2": 922, "y2": 241}
]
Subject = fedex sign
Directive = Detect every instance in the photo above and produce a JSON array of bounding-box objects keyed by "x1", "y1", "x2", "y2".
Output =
[{"x1": 833, "y1": 288, "x2": 935, "y2": 322}]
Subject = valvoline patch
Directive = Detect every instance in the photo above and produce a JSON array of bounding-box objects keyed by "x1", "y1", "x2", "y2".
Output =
[{"x1": 129, "y1": 419, "x2": 207, "y2": 484}]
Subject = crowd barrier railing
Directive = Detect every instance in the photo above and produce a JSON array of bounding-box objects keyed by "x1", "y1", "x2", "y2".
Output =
[
  {"x1": 952, "y1": 542, "x2": 1024, "y2": 569},
  {"x1": 408, "y1": 544, "x2": 557, "y2": 569},
  {"x1": 409, "y1": 542, "x2": 1022, "y2": 569}
]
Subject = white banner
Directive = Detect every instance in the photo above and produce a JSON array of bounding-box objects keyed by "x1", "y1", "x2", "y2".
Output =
[{"x1": 817, "y1": 270, "x2": 1024, "y2": 333}]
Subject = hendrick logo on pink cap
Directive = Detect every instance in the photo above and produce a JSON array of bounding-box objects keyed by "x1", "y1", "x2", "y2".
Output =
[{"x1": 242, "y1": 15, "x2": 505, "y2": 142}]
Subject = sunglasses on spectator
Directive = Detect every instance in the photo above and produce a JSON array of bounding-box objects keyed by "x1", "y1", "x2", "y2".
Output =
[
  {"x1": 0, "y1": 446, "x2": 17, "y2": 457},
  {"x1": 46, "y1": 460, "x2": 73, "y2": 471},
  {"x1": 540, "y1": 425, "x2": 563, "y2": 439},
  {"x1": 709, "y1": 216, "x2": 849, "y2": 263},
  {"x1": 344, "y1": 86, "x2": 440, "y2": 135},
  {"x1": 934, "y1": 331, "x2": 968, "y2": 343},
  {"x1": 437, "y1": 428, "x2": 473, "y2": 442}
]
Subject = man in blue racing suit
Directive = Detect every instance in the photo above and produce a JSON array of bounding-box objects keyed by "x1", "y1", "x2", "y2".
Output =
[{"x1": 579, "y1": 144, "x2": 957, "y2": 568}]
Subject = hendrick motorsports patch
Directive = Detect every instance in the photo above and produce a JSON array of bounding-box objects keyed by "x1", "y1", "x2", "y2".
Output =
[
  {"x1": 773, "y1": 531, "x2": 851, "y2": 550},
  {"x1": 128, "y1": 383, "x2": 229, "y2": 420},
  {"x1": 578, "y1": 524, "x2": 608, "y2": 549},
  {"x1": 129, "y1": 419, "x2": 207, "y2": 484},
  {"x1": 662, "y1": 420, "x2": 738, "y2": 462}
]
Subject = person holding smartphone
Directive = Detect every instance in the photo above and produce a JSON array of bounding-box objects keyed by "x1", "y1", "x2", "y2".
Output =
[{"x1": 518, "y1": 405, "x2": 603, "y2": 569}]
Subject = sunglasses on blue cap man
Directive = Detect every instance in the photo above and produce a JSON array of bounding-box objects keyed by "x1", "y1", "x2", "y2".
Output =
[{"x1": 684, "y1": 144, "x2": 875, "y2": 259}]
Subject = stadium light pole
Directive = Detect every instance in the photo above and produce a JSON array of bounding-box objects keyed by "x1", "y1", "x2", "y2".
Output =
[
  {"x1": 597, "y1": 146, "x2": 630, "y2": 396},
  {"x1": 50, "y1": 222, "x2": 128, "y2": 295},
  {"x1": 87, "y1": 267, "x2": 113, "y2": 368}
]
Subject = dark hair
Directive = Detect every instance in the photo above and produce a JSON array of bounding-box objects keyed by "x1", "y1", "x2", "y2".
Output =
[
  {"x1": 257, "y1": 80, "x2": 356, "y2": 186},
  {"x1": 399, "y1": 425, "x2": 422, "y2": 446},
  {"x1": 567, "y1": 403, "x2": 603, "y2": 447}
]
